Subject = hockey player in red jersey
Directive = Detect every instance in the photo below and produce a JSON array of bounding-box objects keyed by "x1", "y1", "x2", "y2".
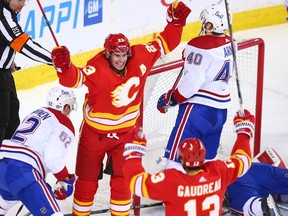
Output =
[
  {"x1": 123, "y1": 109, "x2": 255, "y2": 216},
  {"x1": 51, "y1": 1, "x2": 191, "y2": 215},
  {"x1": 0, "y1": 86, "x2": 77, "y2": 215}
]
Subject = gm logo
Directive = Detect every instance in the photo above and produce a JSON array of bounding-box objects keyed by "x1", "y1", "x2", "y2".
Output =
[{"x1": 84, "y1": 0, "x2": 103, "y2": 26}]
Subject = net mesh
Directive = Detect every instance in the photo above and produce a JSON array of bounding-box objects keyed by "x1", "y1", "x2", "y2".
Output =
[{"x1": 142, "y1": 39, "x2": 262, "y2": 173}]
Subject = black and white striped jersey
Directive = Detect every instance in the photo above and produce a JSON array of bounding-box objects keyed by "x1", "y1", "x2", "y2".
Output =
[{"x1": 0, "y1": 2, "x2": 52, "y2": 70}]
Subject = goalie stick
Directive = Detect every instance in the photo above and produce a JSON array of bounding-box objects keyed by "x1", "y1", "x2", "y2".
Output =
[
  {"x1": 36, "y1": 0, "x2": 59, "y2": 46},
  {"x1": 223, "y1": 0, "x2": 244, "y2": 115},
  {"x1": 68, "y1": 202, "x2": 163, "y2": 216}
]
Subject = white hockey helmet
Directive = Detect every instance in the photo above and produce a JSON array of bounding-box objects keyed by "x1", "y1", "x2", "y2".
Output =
[
  {"x1": 47, "y1": 86, "x2": 77, "y2": 113},
  {"x1": 199, "y1": 4, "x2": 231, "y2": 34}
]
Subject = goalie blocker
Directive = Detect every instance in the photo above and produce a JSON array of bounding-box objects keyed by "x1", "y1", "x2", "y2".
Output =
[{"x1": 253, "y1": 147, "x2": 286, "y2": 168}]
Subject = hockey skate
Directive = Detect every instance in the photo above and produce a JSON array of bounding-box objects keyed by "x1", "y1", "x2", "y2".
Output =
[{"x1": 261, "y1": 194, "x2": 282, "y2": 216}]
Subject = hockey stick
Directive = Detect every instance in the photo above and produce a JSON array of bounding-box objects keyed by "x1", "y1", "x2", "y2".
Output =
[
  {"x1": 22, "y1": 202, "x2": 163, "y2": 216},
  {"x1": 36, "y1": 0, "x2": 59, "y2": 46},
  {"x1": 222, "y1": 209, "x2": 231, "y2": 215},
  {"x1": 172, "y1": 65, "x2": 185, "y2": 90},
  {"x1": 62, "y1": 202, "x2": 163, "y2": 216},
  {"x1": 157, "y1": 64, "x2": 184, "y2": 112},
  {"x1": 223, "y1": 0, "x2": 244, "y2": 115}
]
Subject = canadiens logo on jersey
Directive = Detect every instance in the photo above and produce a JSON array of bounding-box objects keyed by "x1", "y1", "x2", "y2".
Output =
[{"x1": 111, "y1": 77, "x2": 140, "y2": 107}]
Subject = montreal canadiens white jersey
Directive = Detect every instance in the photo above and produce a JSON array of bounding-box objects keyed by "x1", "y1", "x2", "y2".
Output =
[
  {"x1": 178, "y1": 34, "x2": 236, "y2": 109},
  {"x1": 0, "y1": 107, "x2": 75, "y2": 178}
]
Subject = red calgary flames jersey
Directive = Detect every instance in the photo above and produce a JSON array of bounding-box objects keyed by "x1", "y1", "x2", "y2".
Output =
[
  {"x1": 124, "y1": 134, "x2": 252, "y2": 216},
  {"x1": 57, "y1": 23, "x2": 183, "y2": 133}
]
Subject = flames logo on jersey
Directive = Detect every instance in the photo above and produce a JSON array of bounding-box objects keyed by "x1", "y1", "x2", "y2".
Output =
[{"x1": 111, "y1": 77, "x2": 140, "y2": 107}]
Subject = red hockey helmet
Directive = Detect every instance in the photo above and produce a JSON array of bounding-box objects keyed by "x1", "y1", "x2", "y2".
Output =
[
  {"x1": 104, "y1": 33, "x2": 132, "y2": 57},
  {"x1": 177, "y1": 138, "x2": 206, "y2": 169}
]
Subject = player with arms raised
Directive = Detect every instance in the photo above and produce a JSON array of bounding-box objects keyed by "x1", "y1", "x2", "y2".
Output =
[
  {"x1": 51, "y1": 1, "x2": 191, "y2": 215},
  {"x1": 123, "y1": 109, "x2": 254, "y2": 216},
  {"x1": 0, "y1": 86, "x2": 77, "y2": 215}
]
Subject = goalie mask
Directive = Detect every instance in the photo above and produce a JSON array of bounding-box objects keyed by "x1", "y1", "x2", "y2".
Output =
[
  {"x1": 199, "y1": 4, "x2": 231, "y2": 34},
  {"x1": 104, "y1": 33, "x2": 132, "y2": 58},
  {"x1": 177, "y1": 138, "x2": 206, "y2": 169},
  {"x1": 47, "y1": 86, "x2": 77, "y2": 113}
]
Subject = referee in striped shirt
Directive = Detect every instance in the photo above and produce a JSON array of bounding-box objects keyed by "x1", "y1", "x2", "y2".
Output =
[{"x1": 0, "y1": 0, "x2": 53, "y2": 145}]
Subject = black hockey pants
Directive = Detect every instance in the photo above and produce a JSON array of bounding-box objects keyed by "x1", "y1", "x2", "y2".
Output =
[{"x1": 0, "y1": 69, "x2": 20, "y2": 145}]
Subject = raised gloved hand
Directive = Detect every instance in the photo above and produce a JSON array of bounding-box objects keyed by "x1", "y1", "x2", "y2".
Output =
[
  {"x1": 123, "y1": 126, "x2": 147, "y2": 160},
  {"x1": 166, "y1": 1, "x2": 191, "y2": 26},
  {"x1": 233, "y1": 109, "x2": 255, "y2": 138},
  {"x1": 54, "y1": 174, "x2": 75, "y2": 200},
  {"x1": 51, "y1": 46, "x2": 71, "y2": 73},
  {"x1": 157, "y1": 89, "x2": 178, "y2": 113}
]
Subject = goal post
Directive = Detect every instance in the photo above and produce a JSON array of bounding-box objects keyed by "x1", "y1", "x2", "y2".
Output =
[{"x1": 238, "y1": 37, "x2": 265, "y2": 155}]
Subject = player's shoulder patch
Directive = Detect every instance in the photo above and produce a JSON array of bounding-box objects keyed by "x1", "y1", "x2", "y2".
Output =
[
  {"x1": 187, "y1": 35, "x2": 231, "y2": 50},
  {"x1": 47, "y1": 107, "x2": 75, "y2": 135}
]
